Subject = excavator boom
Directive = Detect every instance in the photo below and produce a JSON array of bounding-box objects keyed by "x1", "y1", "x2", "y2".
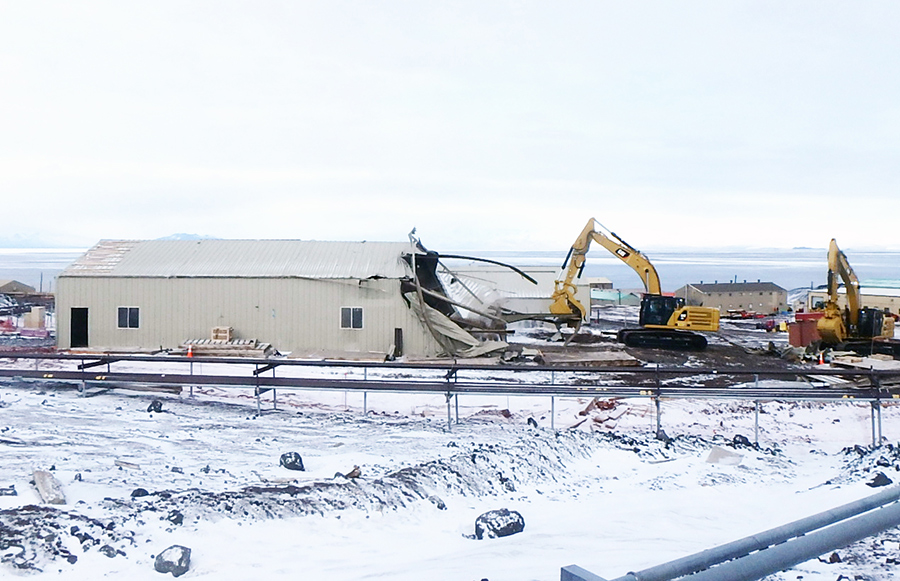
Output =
[
  {"x1": 549, "y1": 219, "x2": 661, "y2": 319},
  {"x1": 817, "y1": 238, "x2": 894, "y2": 345}
]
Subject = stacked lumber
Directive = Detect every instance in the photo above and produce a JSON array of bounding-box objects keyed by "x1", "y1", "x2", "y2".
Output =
[
  {"x1": 180, "y1": 338, "x2": 275, "y2": 358},
  {"x1": 538, "y1": 350, "x2": 640, "y2": 367},
  {"x1": 210, "y1": 326, "x2": 233, "y2": 341}
]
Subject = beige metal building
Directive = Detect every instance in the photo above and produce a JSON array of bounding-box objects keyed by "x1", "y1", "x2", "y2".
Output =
[
  {"x1": 56, "y1": 239, "x2": 454, "y2": 358},
  {"x1": 675, "y1": 281, "x2": 788, "y2": 314},
  {"x1": 806, "y1": 286, "x2": 900, "y2": 314}
]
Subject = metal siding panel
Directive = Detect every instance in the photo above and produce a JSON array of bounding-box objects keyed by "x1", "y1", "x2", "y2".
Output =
[{"x1": 56, "y1": 275, "x2": 442, "y2": 357}]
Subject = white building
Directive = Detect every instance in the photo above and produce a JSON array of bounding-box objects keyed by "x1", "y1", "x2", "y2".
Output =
[{"x1": 57, "y1": 239, "x2": 506, "y2": 359}]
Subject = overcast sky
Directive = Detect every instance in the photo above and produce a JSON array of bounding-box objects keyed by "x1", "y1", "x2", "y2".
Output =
[{"x1": 1, "y1": 1, "x2": 898, "y2": 251}]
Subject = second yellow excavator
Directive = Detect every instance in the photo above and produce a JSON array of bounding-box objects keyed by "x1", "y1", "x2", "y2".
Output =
[
  {"x1": 549, "y1": 218, "x2": 719, "y2": 349},
  {"x1": 816, "y1": 238, "x2": 894, "y2": 346}
]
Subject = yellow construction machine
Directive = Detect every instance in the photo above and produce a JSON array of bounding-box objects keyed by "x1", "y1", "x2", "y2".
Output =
[
  {"x1": 816, "y1": 238, "x2": 894, "y2": 345},
  {"x1": 549, "y1": 218, "x2": 719, "y2": 349}
]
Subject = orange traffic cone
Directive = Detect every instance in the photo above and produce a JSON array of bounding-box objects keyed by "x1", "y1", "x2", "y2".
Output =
[
  {"x1": 818, "y1": 352, "x2": 825, "y2": 365},
  {"x1": 187, "y1": 345, "x2": 193, "y2": 358}
]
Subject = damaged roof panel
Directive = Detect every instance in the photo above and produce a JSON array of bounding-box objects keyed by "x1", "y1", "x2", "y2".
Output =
[{"x1": 61, "y1": 239, "x2": 418, "y2": 280}]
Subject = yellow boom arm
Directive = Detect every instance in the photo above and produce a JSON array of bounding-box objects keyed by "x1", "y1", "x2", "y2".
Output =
[
  {"x1": 550, "y1": 218, "x2": 661, "y2": 319},
  {"x1": 817, "y1": 238, "x2": 862, "y2": 343}
]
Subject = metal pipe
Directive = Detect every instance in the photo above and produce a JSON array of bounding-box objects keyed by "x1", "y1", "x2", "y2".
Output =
[
  {"x1": 680, "y1": 500, "x2": 900, "y2": 581},
  {"x1": 871, "y1": 402, "x2": 877, "y2": 448},
  {"x1": 611, "y1": 485, "x2": 900, "y2": 581},
  {"x1": 655, "y1": 397, "x2": 661, "y2": 438},
  {"x1": 446, "y1": 393, "x2": 452, "y2": 432},
  {"x1": 877, "y1": 400, "x2": 883, "y2": 444},
  {"x1": 754, "y1": 400, "x2": 760, "y2": 446},
  {"x1": 551, "y1": 396, "x2": 556, "y2": 431}
]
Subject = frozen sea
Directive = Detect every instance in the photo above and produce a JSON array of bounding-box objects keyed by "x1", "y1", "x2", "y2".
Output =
[
  {"x1": 2, "y1": 246, "x2": 900, "y2": 294},
  {"x1": 460, "y1": 246, "x2": 900, "y2": 292}
]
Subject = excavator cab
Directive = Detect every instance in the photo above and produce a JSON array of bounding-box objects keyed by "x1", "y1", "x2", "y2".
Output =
[
  {"x1": 620, "y1": 293, "x2": 719, "y2": 350},
  {"x1": 857, "y1": 308, "x2": 895, "y2": 339},
  {"x1": 639, "y1": 295, "x2": 685, "y2": 327}
]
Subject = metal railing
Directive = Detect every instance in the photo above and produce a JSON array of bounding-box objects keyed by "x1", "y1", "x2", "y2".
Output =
[{"x1": 1, "y1": 352, "x2": 899, "y2": 437}]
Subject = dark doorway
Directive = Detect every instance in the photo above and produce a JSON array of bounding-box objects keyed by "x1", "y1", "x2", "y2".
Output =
[
  {"x1": 70, "y1": 308, "x2": 88, "y2": 348},
  {"x1": 393, "y1": 328, "x2": 403, "y2": 358}
]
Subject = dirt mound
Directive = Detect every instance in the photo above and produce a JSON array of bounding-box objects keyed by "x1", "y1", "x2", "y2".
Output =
[
  {"x1": 831, "y1": 443, "x2": 900, "y2": 486},
  {"x1": 0, "y1": 505, "x2": 133, "y2": 572}
]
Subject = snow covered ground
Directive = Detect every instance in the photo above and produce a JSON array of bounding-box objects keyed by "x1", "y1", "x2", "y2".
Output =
[{"x1": 2, "y1": 363, "x2": 900, "y2": 580}]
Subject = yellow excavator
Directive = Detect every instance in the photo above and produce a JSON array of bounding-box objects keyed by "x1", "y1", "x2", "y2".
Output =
[
  {"x1": 549, "y1": 218, "x2": 719, "y2": 349},
  {"x1": 816, "y1": 238, "x2": 894, "y2": 346}
]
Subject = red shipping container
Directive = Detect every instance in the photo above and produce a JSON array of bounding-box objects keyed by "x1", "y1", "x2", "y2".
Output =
[{"x1": 788, "y1": 319, "x2": 821, "y2": 347}]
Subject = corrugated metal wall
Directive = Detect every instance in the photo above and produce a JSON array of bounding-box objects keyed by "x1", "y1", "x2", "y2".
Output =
[{"x1": 57, "y1": 276, "x2": 440, "y2": 357}]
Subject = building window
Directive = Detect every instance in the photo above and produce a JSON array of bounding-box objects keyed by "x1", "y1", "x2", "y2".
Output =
[
  {"x1": 340, "y1": 307, "x2": 363, "y2": 329},
  {"x1": 117, "y1": 307, "x2": 139, "y2": 329}
]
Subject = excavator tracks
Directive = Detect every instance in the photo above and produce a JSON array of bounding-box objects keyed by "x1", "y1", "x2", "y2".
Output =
[{"x1": 617, "y1": 328, "x2": 708, "y2": 350}]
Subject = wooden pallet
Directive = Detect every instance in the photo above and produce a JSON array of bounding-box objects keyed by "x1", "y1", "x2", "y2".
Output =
[{"x1": 180, "y1": 338, "x2": 275, "y2": 357}]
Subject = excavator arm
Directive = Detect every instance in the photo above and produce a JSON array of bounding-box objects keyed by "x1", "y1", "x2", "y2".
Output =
[
  {"x1": 549, "y1": 218, "x2": 661, "y2": 319},
  {"x1": 818, "y1": 239, "x2": 860, "y2": 344},
  {"x1": 817, "y1": 238, "x2": 893, "y2": 344}
]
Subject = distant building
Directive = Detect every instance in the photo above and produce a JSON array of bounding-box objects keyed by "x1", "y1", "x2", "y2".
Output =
[
  {"x1": 0, "y1": 280, "x2": 36, "y2": 295},
  {"x1": 437, "y1": 263, "x2": 589, "y2": 328},
  {"x1": 590, "y1": 288, "x2": 641, "y2": 307},
  {"x1": 589, "y1": 288, "x2": 642, "y2": 324},
  {"x1": 585, "y1": 277, "x2": 613, "y2": 290},
  {"x1": 56, "y1": 239, "x2": 505, "y2": 359},
  {"x1": 806, "y1": 285, "x2": 900, "y2": 315},
  {"x1": 675, "y1": 281, "x2": 787, "y2": 314}
]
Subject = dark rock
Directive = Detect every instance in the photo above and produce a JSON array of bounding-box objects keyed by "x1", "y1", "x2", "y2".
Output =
[
  {"x1": 200, "y1": 465, "x2": 211, "y2": 474},
  {"x1": 0, "y1": 484, "x2": 16, "y2": 496},
  {"x1": 147, "y1": 400, "x2": 163, "y2": 413},
  {"x1": 527, "y1": 417, "x2": 538, "y2": 428},
  {"x1": 154, "y1": 545, "x2": 191, "y2": 577},
  {"x1": 732, "y1": 434, "x2": 754, "y2": 448},
  {"x1": 171, "y1": 467, "x2": 183, "y2": 474},
  {"x1": 828, "y1": 552, "x2": 842, "y2": 563},
  {"x1": 99, "y1": 544, "x2": 117, "y2": 558},
  {"x1": 131, "y1": 488, "x2": 150, "y2": 498},
  {"x1": 843, "y1": 445, "x2": 869, "y2": 457},
  {"x1": 427, "y1": 495, "x2": 447, "y2": 510},
  {"x1": 279, "y1": 452, "x2": 305, "y2": 471},
  {"x1": 166, "y1": 510, "x2": 184, "y2": 526},
  {"x1": 866, "y1": 472, "x2": 893, "y2": 488},
  {"x1": 474, "y1": 509, "x2": 525, "y2": 540}
]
